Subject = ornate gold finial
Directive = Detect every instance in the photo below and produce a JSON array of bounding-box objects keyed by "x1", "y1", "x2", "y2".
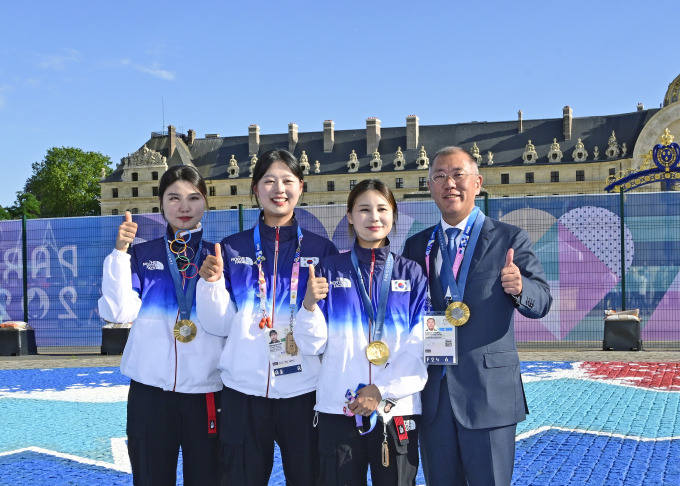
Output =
[
  {"x1": 639, "y1": 150, "x2": 653, "y2": 170},
  {"x1": 660, "y1": 128, "x2": 674, "y2": 146}
]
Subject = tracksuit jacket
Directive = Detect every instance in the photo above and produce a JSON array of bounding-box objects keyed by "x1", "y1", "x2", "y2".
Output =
[
  {"x1": 196, "y1": 219, "x2": 338, "y2": 398},
  {"x1": 98, "y1": 227, "x2": 224, "y2": 393},
  {"x1": 295, "y1": 241, "x2": 428, "y2": 418}
]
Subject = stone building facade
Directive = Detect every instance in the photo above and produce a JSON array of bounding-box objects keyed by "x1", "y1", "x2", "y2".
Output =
[{"x1": 100, "y1": 73, "x2": 680, "y2": 215}]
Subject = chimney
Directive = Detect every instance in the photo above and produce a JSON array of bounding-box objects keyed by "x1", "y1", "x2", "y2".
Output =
[
  {"x1": 366, "y1": 117, "x2": 381, "y2": 155},
  {"x1": 637, "y1": 103, "x2": 644, "y2": 111},
  {"x1": 406, "y1": 115, "x2": 419, "y2": 150},
  {"x1": 186, "y1": 129, "x2": 196, "y2": 145},
  {"x1": 249, "y1": 124, "x2": 260, "y2": 156},
  {"x1": 168, "y1": 125, "x2": 176, "y2": 157},
  {"x1": 323, "y1": 120, "x2": 334, "y2": 152},
  {"x1": 517, "y1": 110, "x2": 523, "y2": 133},
  {"x1": 288, "y1": 123, "x2": 298, "y2": 153},
  {"x1": 563, "y1": 106, "x2": 573, "y2": 140}
]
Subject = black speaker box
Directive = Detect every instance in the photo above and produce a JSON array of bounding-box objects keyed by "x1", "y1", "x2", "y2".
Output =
[
  {"x1": 603, "y1": 319, "x2": 642, "y2": 351},
  {"x1": 101, "y1": 327, "x2": 130, "y2": 355},
  {"x1": 0, "y1": 329, "x2": 38, "y2": 356}
]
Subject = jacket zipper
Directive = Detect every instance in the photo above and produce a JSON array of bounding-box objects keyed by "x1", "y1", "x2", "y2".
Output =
[{"x1": 266, "y1": 226, "x2": 280, "y2": 398}]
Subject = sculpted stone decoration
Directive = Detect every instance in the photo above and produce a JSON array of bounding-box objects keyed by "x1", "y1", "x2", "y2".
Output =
[
  {"x1": 348, "y1": 150, "x2": 359, "y2": 173},
  {"x1": 470, "y1": 142, "x2": 482, "y2": 166},
  {"x1": 606, "y1": 131, "x2": 620, "y2": 159},
  {"x1": 593, "y1": 146, "x2": 600, "y2": 160},
  {"x1": 416, "y1": 146, "x2": 429, "y2": 170},
  {"x1": 572, "y1": 138, "x2": 588, "y2": 162},
  {"x1": 547, "y1": 138, "x2": 563, "y2": 163},
  {"x1": 314, "y1": 160, "x2": 321, "y2": 174},
  {"x1": 127, "y1": 145, "x2": 167, "y2": 168},
  {"x1": 621, "y1": 142, "x2": 628, "y2": 157},
  {"x1": 393, "y1": 146, "x2": 405, "y2": 171},
  {"x1": 370, "y1": 150, "x2": 382, "y2": 172},
  {"x1": 228, "y1": 155, "x2": 239, "y2": 178},
  {"x1": 300, "y1": 150, "x2": 310, "y2": 175},
  {"x1": 249, "y1": 155, "x2": 257, "y2": 177},
  {"x1": 100, "y1": 167, "x2": 107, "y2": 180},
  {"x1": 522, "y1": 140, "x2": 538, "y2": 164},
  {"x1": 122, "y1": 146, "x2": 167, "y2": 182},
  {"x1": 486, "y1": 151, "x2": 494, "y2": 166}
]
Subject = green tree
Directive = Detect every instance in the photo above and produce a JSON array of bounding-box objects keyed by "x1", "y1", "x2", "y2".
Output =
[
  {"x1": 24, "y1": 147, "x2": 112, "y2": 217},
  {"x1": 9, "y1": 192, "x2": 41, "y2": 219},
  {"x1": 0, "y1": 206, "x2": 10, "y2": 220}
]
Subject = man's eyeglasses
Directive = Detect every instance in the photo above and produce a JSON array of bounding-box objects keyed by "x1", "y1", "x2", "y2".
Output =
[{"x1": 430, "y1": 171, "x2": 474, "y2": 184}]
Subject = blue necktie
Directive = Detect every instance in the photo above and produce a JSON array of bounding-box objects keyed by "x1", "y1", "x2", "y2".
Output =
[
  {"x1": 445, "y1": 227, "x2": 460, "y2": 273},
  {"x1": 442, "y1": 228, "x2": 460, "y2": 380}
]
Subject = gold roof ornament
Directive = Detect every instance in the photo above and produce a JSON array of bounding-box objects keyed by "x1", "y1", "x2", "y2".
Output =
[{"x1": 660, "y1": 128, "x2": 674, "y2": 146}]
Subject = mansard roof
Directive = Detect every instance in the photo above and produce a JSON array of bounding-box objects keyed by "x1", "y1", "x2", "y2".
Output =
[{"x1": 103, "y1": 108, "x2": 660, "y2": 183}]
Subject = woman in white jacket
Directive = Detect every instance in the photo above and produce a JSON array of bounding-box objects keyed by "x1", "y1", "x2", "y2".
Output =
[
  {"x1": 196, "y1": 149, "x2": 338, "y2": 485},
  {"x1": 98, "y1": 165, "x2": 224, "y2": 485},
  {"x1": 296, "y1": 179, "x2": 428, "y2": 486}
]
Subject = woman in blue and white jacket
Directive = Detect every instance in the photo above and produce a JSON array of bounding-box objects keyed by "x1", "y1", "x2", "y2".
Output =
[
  {"x1": 196, "y1": 149, "x2": 338, "y2": 486},
  {"x1": 296, "y1": 179, "x2": 428, "y2": 486},
  {"x1": 98, "y1": 165, "x2": 224, "y2": 485}
]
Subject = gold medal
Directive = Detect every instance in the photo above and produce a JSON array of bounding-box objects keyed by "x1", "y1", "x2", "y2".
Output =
[
  {"x1": 173, "y1": 319, "x2": 197, "y2": 343},
  {"x1": 366, "y1": 341, "x2": 390, "y2": 365},
  {"x1": 445, "y1": 302, "x2": 470, "y2": 327}
]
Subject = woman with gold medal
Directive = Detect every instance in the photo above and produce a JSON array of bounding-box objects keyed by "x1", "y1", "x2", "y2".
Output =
[
  {"x1": 295, "y1": 179, "x2": 429, "y2": 486},
  {"x1": 98, "y1": 166, "x2": 224, "y2": 485},
  {"x1": 196, "y1": 149, "x2": 339, "y2": 486}
]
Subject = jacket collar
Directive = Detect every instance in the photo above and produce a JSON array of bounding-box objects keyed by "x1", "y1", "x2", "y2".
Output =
[
  {"x1": 353, "y1": 238, "x2": 391, "y2": 265},
  {"x1": 258, "y1": 213, "x2": 299, "y2": 243}
]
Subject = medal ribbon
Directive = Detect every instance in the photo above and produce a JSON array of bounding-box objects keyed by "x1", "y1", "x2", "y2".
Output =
[
  {"x1": 164, "y1": 231, "x2": 203, "y2": 321},
  {"x1": 433, "y1": 207, "x2": 484, "y2": 302},
  {"x1": 253, "y1": 222, "x2": 304, "y2": 322},
  {"x1": 350, "y1": 248, "x2": 394, "y2": 343}
]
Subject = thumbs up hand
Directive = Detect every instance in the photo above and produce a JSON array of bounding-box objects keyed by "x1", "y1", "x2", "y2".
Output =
[
  {"x1": 302, "y1": 264, "x2": 329, "y2": 312},
  {"x1": 115, "y1": 211, "x2": 138, "y2": 252},
  {"x1": 199, "y1": 243, "x2": 224, "y2": 283},
  {"x1": 501, "y1": 248, "x2": 522, "y2": 296}
]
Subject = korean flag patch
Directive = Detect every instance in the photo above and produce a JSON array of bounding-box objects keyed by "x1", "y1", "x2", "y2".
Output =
[
  {"x1": 301, "y1": 257, "x2": 319, "y2": 267},
  {"x1": 391, "y1": 280, "x2": 410, "y2": 292}
]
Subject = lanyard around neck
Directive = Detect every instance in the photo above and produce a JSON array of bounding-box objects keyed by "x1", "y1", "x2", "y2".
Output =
[
  {"x1": 425, "y1": 206, "x2": 484, "y2": 302},
  {"x1": 164, "y1": 232, "x2": 203, "y2": 321},
  {"x1": 253, "y1": 222, "x2": 304, "y2": 322},
  {"x1": 350, "y1": 247, "x2": 394, "y2": 343}
]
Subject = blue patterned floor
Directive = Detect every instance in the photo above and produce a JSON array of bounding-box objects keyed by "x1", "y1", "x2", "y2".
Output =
[{"x1": 1, "y1": 362, "x2": 679, "y2": 485}]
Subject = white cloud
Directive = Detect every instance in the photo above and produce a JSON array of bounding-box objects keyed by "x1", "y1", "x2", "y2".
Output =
[
  {"x1": 114, "y1": 58, "x2": 175, "y2": 81},
  {"x1": 36, "y1": 48, "x2": 81, "y2": 70},
  {"x1": 134, "y1": 64, "x2": 175, "y2": 81}
]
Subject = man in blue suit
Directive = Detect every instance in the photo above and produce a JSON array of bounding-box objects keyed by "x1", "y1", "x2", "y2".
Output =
[{"x1": 402, "y1": 146, "x2": 552, "y2": 485}]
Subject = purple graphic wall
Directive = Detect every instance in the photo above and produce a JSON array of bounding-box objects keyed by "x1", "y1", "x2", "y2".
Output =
[{"x1": 0, "y1": 192, "x2": 678, "y2": 347}]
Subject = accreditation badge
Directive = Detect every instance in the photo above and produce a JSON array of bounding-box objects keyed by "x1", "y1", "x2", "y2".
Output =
[
  {"x1": 266, "y1": 326, "x2": 303, "y2": 376},
  {"x1": 423, "y1": 312, "x2": 457, "y2": 365},
  {"x1": 173, "y1": 319, "x2": 197, "y2": 343}
]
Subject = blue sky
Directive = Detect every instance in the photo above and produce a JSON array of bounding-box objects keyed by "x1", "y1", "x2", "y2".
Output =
[{"x1": 1, "y1": 0, "x2": 677, "y2": 208}]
